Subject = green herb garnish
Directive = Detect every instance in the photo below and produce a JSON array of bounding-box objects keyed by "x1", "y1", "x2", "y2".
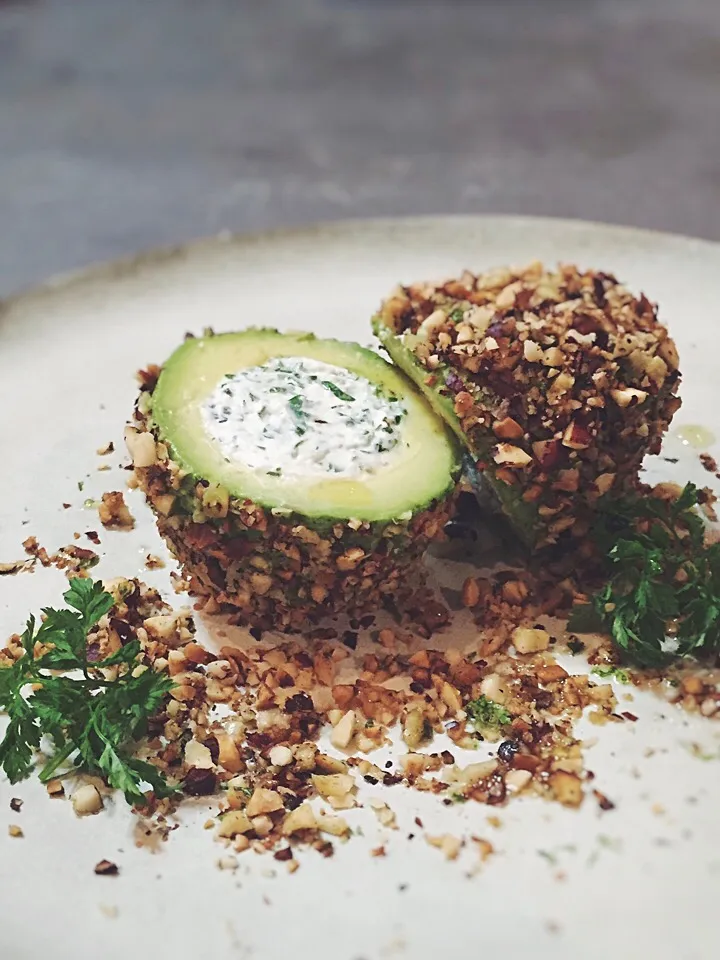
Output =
[
  {"x1": 0, "y1": 579, "x2": 175, "y2": 804},
  {"x1": 321, "y1": 381, "x2": 355, "y2": 402},
  {"x1": 568, "y1": 483, "x2": 720, "y2": 667},
  {"x1": 288, "y1": 395, "x2": 307, "y2": 435},
  {"x1": 448, "y1": 307, "x2": 465, "y2": 323},
  {"x1": 591, "y1": 666, "x2": 630, "y2": 683},
  {"x1": 465, "y1": 695, "x2": 511, "y2": 731}
]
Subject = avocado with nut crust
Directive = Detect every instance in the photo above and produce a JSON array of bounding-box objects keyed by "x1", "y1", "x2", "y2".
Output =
[
  {"x1": 373, "y1": 263, "x2": 681, "y2": 549},
  {"x1": 127, "y1": 328, "x2": 461, "y2": 631}
]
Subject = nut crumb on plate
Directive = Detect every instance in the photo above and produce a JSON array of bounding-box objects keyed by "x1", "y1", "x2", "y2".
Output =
[
  {"x1": 71, "y1": 784, "x2": 103, "y2": 816},
  {"x1": 98, "y1": 491, "x2": 135, "y2": 529},
  {"x1": 0, "y1": 560, "x2": 34, "y2": 576}
]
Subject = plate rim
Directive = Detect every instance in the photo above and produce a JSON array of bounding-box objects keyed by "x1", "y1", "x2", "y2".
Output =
[{"x1": 2, "y1": 212, "x2": 719, "y2": 316}]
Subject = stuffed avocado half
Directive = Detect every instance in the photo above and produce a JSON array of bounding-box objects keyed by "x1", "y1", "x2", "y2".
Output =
[
  {"x1": 128, "y1": 329, "x2": 461, "y2": 631},
  {"x1": 373, "y1": 263, "x2": 681, "y2": 549}
]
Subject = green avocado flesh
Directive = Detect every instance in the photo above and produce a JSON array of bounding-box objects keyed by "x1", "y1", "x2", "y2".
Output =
[
  {"x1": 152, "y1": 329, "x2": 461, "y2": 523},
  {"x1": 373, "y1": 319, "x2": 541, "y2": 545}
]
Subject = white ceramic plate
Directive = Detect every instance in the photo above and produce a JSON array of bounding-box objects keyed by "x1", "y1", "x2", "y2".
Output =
[{"x1": 1, "y1": 216, "x2": 719, "y2": 960}]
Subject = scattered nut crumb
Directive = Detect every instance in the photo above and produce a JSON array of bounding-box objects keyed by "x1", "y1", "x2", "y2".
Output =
[
  {"x1": 0, "y1": 560, "x2": 34, "y2": 575},
  {"x1": 98, "y1": 492, "x2": 135, "y2": 529},
  {"x1": 426, "y1": 833, "x2": 463, "y2": 860},
  {"x1": 46, "y1": 779, "x2": 65, "y2": 798},
  {"x1": 472, "y1": 837, "x2": 495, "y2": 861},
  {"x1": 22, "y1": 536, "x2": 50, "y2": 566},
  {"x1": 699, "y1": 452, "x2": 718, "y2": 474},
  {"x1": 71, "y1": 784, "x2": 103, "y2": 816},
  {"x1": 593, "y1": 789, "x2": 616, "y2": 812},
  {"x1": 369, "y1": 799, "x2": 398, "y2": 830}
]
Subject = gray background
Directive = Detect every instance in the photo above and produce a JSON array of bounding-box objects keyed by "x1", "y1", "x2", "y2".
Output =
[{"x1": 2, "y1": 0, "x2": 719, "y2": 294}]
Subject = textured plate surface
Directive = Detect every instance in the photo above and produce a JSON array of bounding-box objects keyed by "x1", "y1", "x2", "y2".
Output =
[{"x1": 1, "y1": 216, "x2": 719, "y2": 960}]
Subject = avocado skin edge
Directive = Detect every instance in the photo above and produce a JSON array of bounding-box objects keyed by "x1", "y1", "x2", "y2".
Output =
[{"x1": 372, "y1": 316, "x2": 541, "y2": 547}]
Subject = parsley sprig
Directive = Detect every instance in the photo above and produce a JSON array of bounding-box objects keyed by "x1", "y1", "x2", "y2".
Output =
[
  {"x1": 568, "y1": 483, "x2": 720, "y2": 667},
  {"x1": 0, "y1": 579, "x2": 175, "y2": 804}
]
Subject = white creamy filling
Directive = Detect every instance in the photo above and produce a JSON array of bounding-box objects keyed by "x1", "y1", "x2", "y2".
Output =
[{"x1": 202, "y1": 357, "x2": 407, "y2": 479}]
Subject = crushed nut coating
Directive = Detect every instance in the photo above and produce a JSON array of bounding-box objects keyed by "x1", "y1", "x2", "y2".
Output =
[{"x1": 375, "y1": 262, "x2": 681, "y2": 546}]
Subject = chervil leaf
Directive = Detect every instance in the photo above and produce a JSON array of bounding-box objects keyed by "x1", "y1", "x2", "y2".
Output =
[
  {"x1": 115, "y1": 756, "x2": 178, "y2": 803},
  {"x1": 0, "y1": 663, "x2": 19, "y2": 710},
  {"x1": 94, "y1": 668, "x2": 173, "y2": 741},
  {"x1": 579, "y1": 483, "x2": 720, "y2": 666},
  {"x1": 20, "y1": 615, "x2": 37, "y2": 658},
  {"x1": 35, "y1": 608, "x2": 86, "y2": 665},
  {"x1": 0, "y1": 698, "x2": 41, "y2": 783},
  {"x1": 567, "y1": 603, "x2": 604, "y2": 634},
  {"x1": 64, "y1": 578, "x2": 114, "y2": 630},
  {"x1": 91, "y1": 730, "x2": 151, "y2": 805},
  {"x1": 95, "y1": 639, "x2": 142, "y2": 668},
  {"x1": 32, "y1": 678, "x2": 89, "y2": 745},
  {"x1": 0, "y1": 580, "x2": 175, "y2": 805}
]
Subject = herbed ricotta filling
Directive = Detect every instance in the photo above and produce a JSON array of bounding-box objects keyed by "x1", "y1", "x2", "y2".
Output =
[{"x1": 202, "y1": 357, "x2": 407, "y2": 479}]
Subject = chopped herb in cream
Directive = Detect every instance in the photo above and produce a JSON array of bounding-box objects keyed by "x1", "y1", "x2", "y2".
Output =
[{"x1": 202, "y1": 357, "x2": 407, "y2": 479}]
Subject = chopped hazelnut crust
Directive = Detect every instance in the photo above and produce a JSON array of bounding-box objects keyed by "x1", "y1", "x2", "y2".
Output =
[{"x1": 374, "y1": 263, "x2": 681, "y2": 547}]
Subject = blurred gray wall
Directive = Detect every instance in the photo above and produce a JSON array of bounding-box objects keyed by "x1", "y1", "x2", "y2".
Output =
[{"x1": 1, "y1": 0, "x2": 720, "y2": 291}]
